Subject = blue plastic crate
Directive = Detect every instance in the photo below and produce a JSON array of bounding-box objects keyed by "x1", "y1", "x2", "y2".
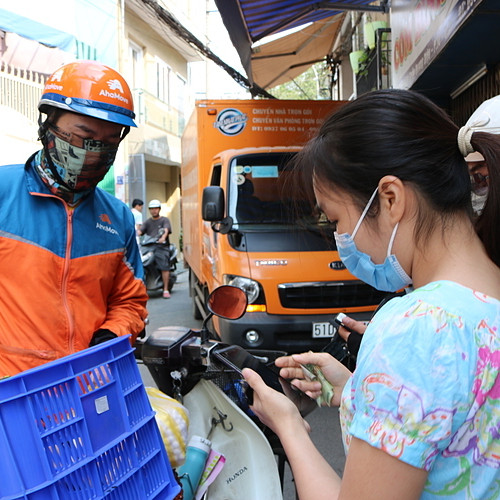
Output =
[{"x1": 0, "y1": 336, "x2": 180, "y2": 500}]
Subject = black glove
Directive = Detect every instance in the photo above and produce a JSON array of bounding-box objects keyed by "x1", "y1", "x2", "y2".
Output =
[{"x1": 89, "y1": 329, "x2": 117, "y2": 347}]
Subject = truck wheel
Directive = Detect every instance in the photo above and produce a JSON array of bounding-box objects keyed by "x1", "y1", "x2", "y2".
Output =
[{"x1": 190, "y1": 270, "x2": 203, "y2": 320}]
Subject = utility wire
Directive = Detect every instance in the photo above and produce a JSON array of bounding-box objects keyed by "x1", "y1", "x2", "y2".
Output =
[{"x1": 139, "y1": 0, "x2": 275, "y2": 99}]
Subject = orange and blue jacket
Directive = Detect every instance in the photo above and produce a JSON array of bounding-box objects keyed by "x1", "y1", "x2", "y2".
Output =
[{"x1": 0, "y1": 154, "x2": 148, "y2": 377}]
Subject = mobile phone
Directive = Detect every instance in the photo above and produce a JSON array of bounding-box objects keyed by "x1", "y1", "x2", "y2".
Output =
[
  {"x1": 212, "y1": 345, "x2": 283, "y2": 393},
  {"x1": 212, "y1": 345, "x2": 316, "y2": 415},
  {"x1": 321, "y1": 329, "x2": 348, "y2": 362},
  {"x1": 333, "y1": 312, "x2": 356, "y2": 333}
]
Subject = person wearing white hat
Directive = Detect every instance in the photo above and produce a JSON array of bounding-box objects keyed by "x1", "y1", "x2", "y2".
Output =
[
  {"x1": 457, "y1": 94, "x2": 500, "y2": 256},
  {"x1": 459, "y1": 95, "x2": 500, "y2": 217},
  {"x1": 465, "y1": 151, "x2": 489, "y2": 215}
]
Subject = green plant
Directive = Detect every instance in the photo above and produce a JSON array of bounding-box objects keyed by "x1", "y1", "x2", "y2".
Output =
[
  {"x1": 350, "y1": 49, "x2": 371, "y2": 77},
  {"x1": 358, "y1": 51, "x2": 371, "y2": 77},
  {"x1": 349, "y1": 49, "x2": 370, "y2": 76},
  {"x1": 364, "y1": 21, "x2": 388, "y2": 50}
]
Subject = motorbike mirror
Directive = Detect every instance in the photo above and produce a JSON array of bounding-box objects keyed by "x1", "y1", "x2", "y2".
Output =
[{"x1": 207, "y1": 285, "x2": 248, "y2": 320}]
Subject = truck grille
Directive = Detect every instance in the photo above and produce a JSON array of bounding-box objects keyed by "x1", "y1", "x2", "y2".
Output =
[{"x1": 278, "y1": 281, "x2": 389, "y2": 309}]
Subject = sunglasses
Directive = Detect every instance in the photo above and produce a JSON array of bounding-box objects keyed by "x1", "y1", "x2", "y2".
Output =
[
  {"x1": 47, "y1": 122, "x2": 120, "y2": 151},
  {"x1": 470, "y1": 171, "x2": 489, "y2": 186}
]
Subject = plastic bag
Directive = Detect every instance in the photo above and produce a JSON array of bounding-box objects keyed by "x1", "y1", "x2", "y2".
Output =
[{"x1": 146, "y1": 387, "x2": 189, "y2": 468}]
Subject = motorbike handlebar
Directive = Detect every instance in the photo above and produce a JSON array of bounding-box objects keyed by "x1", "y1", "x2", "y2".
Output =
[{"x1": 136, "y1": 285, "x2": 315, "y2": 416}]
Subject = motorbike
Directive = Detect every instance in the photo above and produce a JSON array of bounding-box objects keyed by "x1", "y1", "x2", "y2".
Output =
[
  {"x1": 140, "y1": 234, "x2": 178, "y2": 295},
  {"x1": 134, "y1": 285, "x2": 318, "y2": 499}
]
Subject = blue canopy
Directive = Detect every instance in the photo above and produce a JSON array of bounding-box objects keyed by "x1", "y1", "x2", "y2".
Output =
[
  {"x1": 214, "y1": 0, "x2": 388, "y2": 82},
  {"x1": 0, "y1": 8, "x2": 75, "y2": 51}
]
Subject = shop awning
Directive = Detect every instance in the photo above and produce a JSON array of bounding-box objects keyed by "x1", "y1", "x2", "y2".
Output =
[
  {"x1": 214, "y1": 0, "x2": 389, "y2": 84},
  {"x1": 251, "y1": 15, "x2": 344, "y2": 89}
]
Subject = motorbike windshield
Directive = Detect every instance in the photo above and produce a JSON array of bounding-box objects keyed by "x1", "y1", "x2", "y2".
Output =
[{"x1": 228, "y1": 152, "x2": 321, "y2": 226}]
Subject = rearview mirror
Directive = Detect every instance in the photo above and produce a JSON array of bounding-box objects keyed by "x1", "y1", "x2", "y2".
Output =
[
  {"x1": 207, "y1": 285, "x2": 248, "y2": 320},
  {"x1": 202, "y1": 186, "x2": 225, "y2": 221}
]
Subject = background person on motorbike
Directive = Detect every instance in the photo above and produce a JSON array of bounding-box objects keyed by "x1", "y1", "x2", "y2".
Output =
[
  {"x1": 139, "y1": 199, "x2": 172, "y2": 298},
  {"x1": 0, "y1": 61, "x2": 148, "y2": 377},
  {"x1": 243, "y1": 89, "x2": 500, "y2": 499}
]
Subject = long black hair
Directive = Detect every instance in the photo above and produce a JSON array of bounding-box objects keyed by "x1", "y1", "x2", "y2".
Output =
[{"x1": 295, "y1": 89, "x2": 500, "y2": 266}]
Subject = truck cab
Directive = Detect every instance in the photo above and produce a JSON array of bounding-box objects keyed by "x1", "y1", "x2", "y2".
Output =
[
  {"x1": 199, "y1": 147, "x2": 388, "y2": 353},
  {"x1": 181, "y1": 99, "x2": 390, "y2": 353}
]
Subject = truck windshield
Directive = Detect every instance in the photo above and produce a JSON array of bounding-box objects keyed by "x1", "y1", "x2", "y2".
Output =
[{"x1": 228, "y1": 152, "x2": 320, "y2": 226}]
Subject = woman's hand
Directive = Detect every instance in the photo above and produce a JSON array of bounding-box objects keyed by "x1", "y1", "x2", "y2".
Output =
[
  {"x1": 275, "y1": 351, "x2": 352, "y2": 406},
  {"x1": 337, "y1": 316, "x2": 367, "y2": 341},
  {"x1": 242, "y1": 368, "x2": 310, "y2": 436}
]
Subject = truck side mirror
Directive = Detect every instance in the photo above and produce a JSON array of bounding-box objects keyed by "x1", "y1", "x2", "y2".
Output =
[{"x1": 202, "y1": 186, "x2": 225, "y2": 221}]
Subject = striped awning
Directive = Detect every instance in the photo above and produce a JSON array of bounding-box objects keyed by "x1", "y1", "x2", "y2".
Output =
[{"x1": 214, "y1": 0, "x2": 389, "y2": 84}]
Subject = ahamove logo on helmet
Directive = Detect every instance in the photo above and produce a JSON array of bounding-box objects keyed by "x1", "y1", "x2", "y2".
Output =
[
  {"x1": 99, "y1": 79, "x2": 129, "y2": 104},
  {"x1": 45, "y1": 83, "x2": 63, "y2": 91},
  {"x1": 50, "y1": 69, "x2": 64, "y2": 82},
  {"x1": 107, "y1": 79, "x2": 124, "y2": 93},
  {"x1": 45, "y1": 69, "x2": 64, "y2": 91}
]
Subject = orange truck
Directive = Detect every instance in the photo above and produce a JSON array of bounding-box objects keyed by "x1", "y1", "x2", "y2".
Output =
[{"x1": 181, "y1": 99, "x2": 388, "y2": 353}]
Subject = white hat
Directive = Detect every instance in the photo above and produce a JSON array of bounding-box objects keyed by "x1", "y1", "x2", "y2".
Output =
[
  {"x1": 148, "y1": 199, "x2": 162, "y2": 208},
  {"x1": 458, "y1": 95, "x2": 500, "y2": 156},
  {"x1": 465, "y1": 95, "x2": 500, "y2": 135},
  {"x1": 465, "y1": 151, "x2": 485, "y2": 163}
]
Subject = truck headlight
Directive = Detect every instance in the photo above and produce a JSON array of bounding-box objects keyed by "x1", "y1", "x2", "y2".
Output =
[{"x1": 224, "y1": 275, "x2": 260, "y2": 304}]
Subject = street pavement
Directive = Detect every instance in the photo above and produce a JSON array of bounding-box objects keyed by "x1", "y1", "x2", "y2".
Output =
[{"x1": 139, "y1": 267, "x2": 346, "y2": 499}]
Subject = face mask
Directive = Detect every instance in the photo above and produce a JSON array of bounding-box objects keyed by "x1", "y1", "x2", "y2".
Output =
[
  {"x1": 472, "y1": 185, "x2": 488, "y2": 197},
  {"x1": 471, "y1": 192, "x2": 487, "y2": 216},
  {"x1": 334, "y1": 187, "x2": 412, "y2": 292},
  {"x1": 469, "y1": 168, "x2": 489, "y2": 197},
  {"x1": 41, "y1": 126, "x2": 118, "y2": 192}
]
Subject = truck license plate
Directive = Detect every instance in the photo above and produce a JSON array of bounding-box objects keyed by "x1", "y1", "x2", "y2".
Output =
[{"x1": 312, "y1": 322, "x2": 336, "y2": 338}]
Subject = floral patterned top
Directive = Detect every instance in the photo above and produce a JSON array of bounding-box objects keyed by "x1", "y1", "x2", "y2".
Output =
[{"x1": 340, "y1": 281, "x2": 500, "y2": 499}]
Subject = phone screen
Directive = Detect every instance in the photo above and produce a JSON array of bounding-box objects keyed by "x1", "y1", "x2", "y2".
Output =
[
  {"x1": 212, "y1": 345, "x2": 282, "y2": 391},
  {"x1": 212, "y1": 345, "x2": 316, "y2": 415}
]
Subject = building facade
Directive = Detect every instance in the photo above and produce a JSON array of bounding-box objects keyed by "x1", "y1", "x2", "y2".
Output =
[
  {"x1": 0, "y1": 0, "x2": 215, "y2": 254},
  {"x1": 120, "y1": 0, "x2": 203, "y2": 249},
  {"x1": 330, "y1": 0, "x2": 500, "y2": 125}
]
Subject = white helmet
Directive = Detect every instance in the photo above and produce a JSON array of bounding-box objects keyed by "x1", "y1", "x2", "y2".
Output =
[{"x1": 148, "y1": 199, "x2": 162, "y2": 209}]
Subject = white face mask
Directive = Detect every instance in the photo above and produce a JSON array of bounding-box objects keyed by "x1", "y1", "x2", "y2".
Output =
[{"x1": 471, "y1": 191, "x2": 487, "y2": 216}]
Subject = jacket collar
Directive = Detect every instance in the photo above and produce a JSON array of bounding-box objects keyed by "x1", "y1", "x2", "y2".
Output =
[
  {"x1": 24, "y1": 151, "x2": 96, "y2": 206},
  {"x1": 24, "y1": 151, "x2": 52, "y2": 196}
]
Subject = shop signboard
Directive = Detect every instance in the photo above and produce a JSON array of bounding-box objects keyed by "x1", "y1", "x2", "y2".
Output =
[{"x1": 391, "y1": 0, "x2": 482, "y2": 89}]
